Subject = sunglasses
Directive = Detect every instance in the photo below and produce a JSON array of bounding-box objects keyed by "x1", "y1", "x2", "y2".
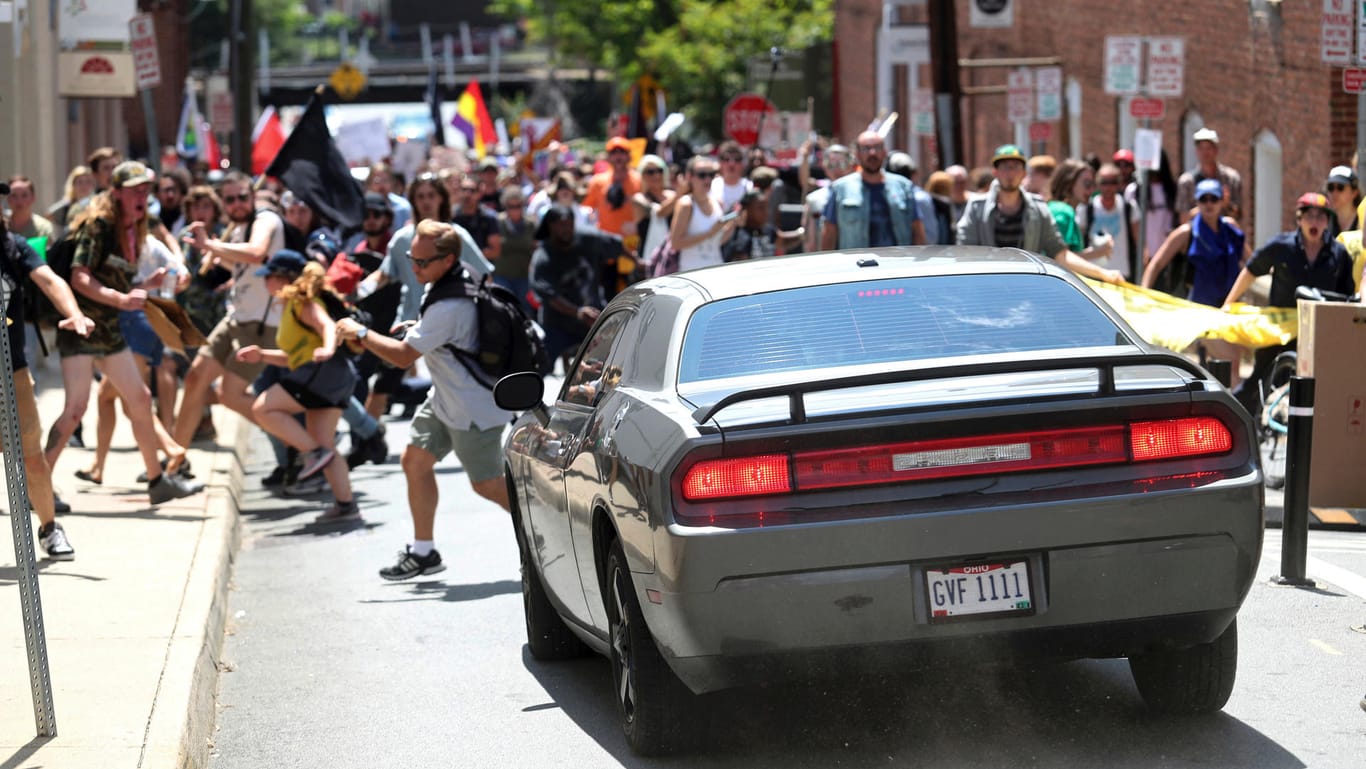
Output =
[
  {"x1": 1328, "y1": 183, "x2": 1351, "y2": 192},
  {"x1": 1098, "y1": 179, "x2": 1121, "y2": 186},
  {"x1": 1197, "y1": 195, "x2": 1220, "y2": 204},
  {"x1": 642, "y1": 168, "x2": 663, "y2": 176},
  {"x1": 505, "y1": 203, "x2": 524, "y2": 209},
  {"x1": 365, "y1": 209, "x2": 388, "y2": 218},
  {"x1": 692, "y1": 170, "x2": 717, "y2": 180},
  {"x1": 720, "y1": 155, "x2": 743, "y2": 163},
  {"x1": 407, "y1": 252, "x2": 447, "y2": 269},
  {"x1": 223, "y1": 193, "x2": 251, "y2": 204}
]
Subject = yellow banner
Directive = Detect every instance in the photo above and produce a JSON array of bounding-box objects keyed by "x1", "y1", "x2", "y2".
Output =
[{"x1": 1082, "y1": 279, "x2": 1298, "y2": 352}]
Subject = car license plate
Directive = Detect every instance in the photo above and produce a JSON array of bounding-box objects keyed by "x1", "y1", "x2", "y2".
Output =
[{"x1": 924, "y1": 559, "x2": 1033, "y2": 622}]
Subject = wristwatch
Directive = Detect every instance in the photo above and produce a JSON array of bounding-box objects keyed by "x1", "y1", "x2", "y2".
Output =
[{"x1": 355, "y1": 326, "x2": 369, "y2": 341}]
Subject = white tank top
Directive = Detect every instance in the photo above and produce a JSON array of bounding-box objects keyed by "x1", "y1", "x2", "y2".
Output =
[
  {"x1": 228, "y1": 210, "x2": 285, "y2": 327},
  {"x1": 678, "y1": 196, "x2": 724, "y2": 272}
]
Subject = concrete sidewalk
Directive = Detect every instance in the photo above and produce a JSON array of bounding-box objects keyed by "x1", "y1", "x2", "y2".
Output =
[{"x1": 0, "y1": 362, "x2": 245, "y2": 768}]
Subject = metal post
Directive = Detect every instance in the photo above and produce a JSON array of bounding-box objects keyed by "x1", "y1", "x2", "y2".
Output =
[
  {"x1": 140, "y1": 88, "x2": 160, "y2": 175},
  {"x1": 1273, "y1": 376, "x2": 1316, "y2": 587},
  {"x1": 927, "y1": 0, "x2": 963, "y2": 166},
  {"x1": 1206, "y1": 358, "x2": 1231, "y2": 388},
  {"x1": 754, "y1": 47, "x2": 782, "y2": 153},
  {"x1": 0, "y1": 289, "x2": 57, "y2": 736}
]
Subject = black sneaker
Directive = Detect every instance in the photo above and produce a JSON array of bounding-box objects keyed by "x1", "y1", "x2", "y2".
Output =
[
  {"x1": 366, "y1": 424, "x2": 389, "y2": 465},
  {"x1": 297, "y1": 447, "x2": 335, "y2": 482},
  {"x1": 379, "y1": 547, "x2": 446, "y2": 581},
  {"x1": 261, "y1": 465, "x2": 289, "y2": 487},
  {"x1": 52, "y1": 494, "x2": 71, "y2": 514},
  {"x1": 148, "y1": 473, "x2": 202, "y2": 505},
  {"x1": 39, "y1": 522, "x2": 75, "y2": 561}
]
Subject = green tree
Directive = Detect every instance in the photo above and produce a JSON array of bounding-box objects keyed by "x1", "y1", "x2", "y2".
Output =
[{"x1": 490, "y1": 0, "x2": 833, "y2": 140}]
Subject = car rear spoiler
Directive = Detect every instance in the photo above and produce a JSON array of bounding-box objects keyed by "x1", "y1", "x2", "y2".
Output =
[{"x1": 690, "y1": 351, "x2": 1212, "y2": 426}]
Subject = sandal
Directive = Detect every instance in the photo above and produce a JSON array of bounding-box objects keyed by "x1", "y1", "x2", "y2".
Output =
[{"x1": 74, "y1": 469, "x2": 102, "y2": 485}]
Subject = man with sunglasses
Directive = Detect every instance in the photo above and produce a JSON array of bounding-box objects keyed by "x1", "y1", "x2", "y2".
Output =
[
  {"x1": 710, "y1": 140, "x2": 753, "y2": 212},
  {"x1": 1324, "y1": 165, "x2": 1360, "y2": 240},
  {"x1": 583, "y1": 137, "x2": 643, "y2": 248},
  {"x1": 335, "y1": 219, "x2": 513, "y2": 580},
  {"x1": 175, "y1": 170, "x2": 285, "y2": 451},
  {"x1": 1223, "y1": 192, "x2": 1355, "y2": 418},
  {"x1": 820, "y1": 132, "x2": 926, "y2": 250}
]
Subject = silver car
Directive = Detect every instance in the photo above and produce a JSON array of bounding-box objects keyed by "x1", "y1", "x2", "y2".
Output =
[{"x1": 495, "y1": 247, "x2": 1263, "y2": 756}]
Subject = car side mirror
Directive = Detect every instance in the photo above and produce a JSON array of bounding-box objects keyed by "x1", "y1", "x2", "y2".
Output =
[{"x1": 494, "y1": 371, "x2": 546, "y2": 413}]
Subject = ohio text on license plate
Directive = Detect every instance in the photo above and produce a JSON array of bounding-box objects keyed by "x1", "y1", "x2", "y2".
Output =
[{"x1": 925, "y1": 559, "x2": 1033, "y2": 622}]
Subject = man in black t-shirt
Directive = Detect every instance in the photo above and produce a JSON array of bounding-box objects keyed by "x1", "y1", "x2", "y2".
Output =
[
  {"x1": 529, "y1": 205, "x2": 620, "y2": 365},
  {"x1": 0, "y1": 205, "x2": 94, "y2": 560},
  {"x1": 451, "y1": 173, "x2": 501, "y2": 260}
]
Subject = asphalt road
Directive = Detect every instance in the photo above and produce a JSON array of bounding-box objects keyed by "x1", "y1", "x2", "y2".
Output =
[{"x1": 208, "y1": 421, "x2": 1366, "y2": 769}]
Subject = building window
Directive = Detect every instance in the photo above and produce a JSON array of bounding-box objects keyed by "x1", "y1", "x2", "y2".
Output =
[
  {"x1": 1181, "y1": 110, "x2": 1205, "y2": 174},
  {"x1": 1253, "y1": 130, "x2": 1283, "y2": 248},
  {"x1": 1066, "y1": 78, "x2": 1082, "y2": 160}
]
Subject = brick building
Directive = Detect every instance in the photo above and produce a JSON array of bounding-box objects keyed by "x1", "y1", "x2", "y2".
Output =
[{"x1": 834, "y1": 0, "x2": 1360, "y2": 246}]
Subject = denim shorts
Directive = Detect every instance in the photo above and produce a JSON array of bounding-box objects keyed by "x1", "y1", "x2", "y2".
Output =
[{"x1": 118, "y1": 310, "x2": 164, "y2": 363}]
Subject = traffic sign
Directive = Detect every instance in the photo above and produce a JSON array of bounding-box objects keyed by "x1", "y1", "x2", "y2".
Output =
[
  {"x1": 1146, "y1": 37, "x2": 1184, "y2": 98},
  {"x1": 1034, "y1": 66, "x2": 1062, "y2": 122},
  {"x1": 1007, "y1": 68, "x2": 1033, "y2": 124},
  {"x1": 722, "y1": 92, "x2": 777, "y2": 147},
  {"x1": 1322, "y1": 0, "x2": 1354, "y2": 66},
  {"x1": 128, "y1": 14, "x2": 161, "y2": 90},
  {"x1": 329, "y1": 62, "x2": 366, "y2": 101},
  {"x1": 1344, "y1": 67, "x2": 1366, "y2": 94},
  {"x1": 1129, "y1": 97, "x2": 1165, "y2": 119},
  {"x1": 1028, "y1": 122, "x2": 1052, "y2": 143},
  {"x1": 1104, "y1": 36, "x2": 1142, "y2": 95}
]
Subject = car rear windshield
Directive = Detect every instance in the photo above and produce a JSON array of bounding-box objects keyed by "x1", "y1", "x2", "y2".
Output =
[{"x1": 678, "y1": 274, "x2": 1125, "y2": 383}]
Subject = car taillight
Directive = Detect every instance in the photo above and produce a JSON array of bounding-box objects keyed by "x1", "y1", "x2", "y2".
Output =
[
  {"x1": 681, "y1": 454, "x2": 791, "y2": 500},
  {"x1": 678, "y1": 417, "x2": 1234, "y2": 503},
  {"x1": 794, "y1": 426, "x2": 1127, "y2": 490},
  {"x1": 1129, "y1": 417, "x2": 1232, "y2": 461}
]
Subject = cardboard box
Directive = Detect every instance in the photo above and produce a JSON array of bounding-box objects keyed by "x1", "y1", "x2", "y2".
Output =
[{"x1": 1295, "y1": 299, "x2": 1366, "y2": 507}]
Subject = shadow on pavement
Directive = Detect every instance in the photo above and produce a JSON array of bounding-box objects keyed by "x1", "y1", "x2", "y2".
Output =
[
  {"x1": 521, "y1": 649, "x2": 1308, "y2": 769},
  {"x1": 0, "y1": 736, "x2": 55, "y2": 769},
  {"x1": 360, "y1": 578, "x2": 520, "y2": 604},
  {"x1": 0, "y1": 562, "x2": 106, "y2": 585}
]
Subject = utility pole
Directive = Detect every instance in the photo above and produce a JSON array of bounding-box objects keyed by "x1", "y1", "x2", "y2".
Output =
[
  {"x1": 229, "y1": 0, "x2": 254, "y2": 169},
  {"x1": 927, "y1": 0, "x2": 964, "y2": 167}
]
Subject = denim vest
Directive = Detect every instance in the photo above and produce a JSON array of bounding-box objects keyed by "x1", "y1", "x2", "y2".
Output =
[{"x1": 830, "y1": 174, "x2": 916, "y2": 248}]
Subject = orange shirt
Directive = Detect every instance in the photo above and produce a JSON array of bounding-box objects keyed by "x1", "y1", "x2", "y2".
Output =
[{"x1": 582, "y1": 170, "x2": 642, "y2": 237}]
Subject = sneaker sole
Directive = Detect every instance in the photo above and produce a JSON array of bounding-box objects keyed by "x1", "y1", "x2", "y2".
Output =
[
  {"x1": 45, "y1": 551, "x2": 75, "y2": 562},
  {"x1": 379, "y1": 562, "x2": 446, "y2": 581}
]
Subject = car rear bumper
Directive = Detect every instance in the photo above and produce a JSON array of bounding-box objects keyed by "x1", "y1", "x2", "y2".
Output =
[{"x1": 640, "y1": 480, "x2": 1262, "y2": 694}]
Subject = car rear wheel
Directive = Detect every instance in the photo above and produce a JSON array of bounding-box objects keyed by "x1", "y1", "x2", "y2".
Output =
[
  {"x1": 514, "y1": 513, "x2": 587, "y2": 660},
  {"x1": 1129, "y1": 617, "x2": 1238, "y2": 714},
  {"x1": 606, "y1": 540, "x2": 696, "y2": 755}
]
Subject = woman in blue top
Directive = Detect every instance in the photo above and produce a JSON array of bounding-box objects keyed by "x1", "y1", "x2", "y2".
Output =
[{"x1": 1141, "y1": 178, "x2": 1250, "y2": 385}]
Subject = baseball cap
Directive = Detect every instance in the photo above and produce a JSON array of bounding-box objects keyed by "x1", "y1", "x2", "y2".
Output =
[
  {"x1": 1113, "y1": 149, "x2": 1135, "y2": 163},
  {"x1": 1327, "y1": 165, "x2": 1357, "y2": 186},
  {"x1": 111, "y1": 160, "x2": 155, "y2": 188},
  {"x1": 476, "y1": 156, "x2": 500, "y2": 172},
  {"x1": 991, "y1": 144, "x2": 1027, "y2": 166},
  {"x1": 254, "y1": 248, "x2": 308, "y2": 277},
  {"x1": 1295, "y1": 191, "x2": 1333, "y2": 215},
  {"x1": 364, "y1": 191, "x2": 391, "y2": 213},
  {"x1": 605, "y1": 137, "x2": 632, "y2": 153},
  {"x1": 1192, "y1": 127, "x2": 1219, "y2": 144},
  {"x1": 1195, "y1": 179, "x2": 1223, "y2": 200},
  {"x1": 534, "y1": 204, "x2": 576, "y2": 240}
]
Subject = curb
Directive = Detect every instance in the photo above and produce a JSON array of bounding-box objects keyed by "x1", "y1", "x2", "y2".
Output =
[{"x1": 137, "y1": 409, "x2": 248, "y2": 769}]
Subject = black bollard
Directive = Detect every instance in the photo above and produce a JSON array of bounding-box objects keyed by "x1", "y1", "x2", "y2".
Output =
[
  {"x1": 1273, "y1": 376, "x2": 1316, "y2": 587},
  {"x1": 1207, "y1": 358, "x2": 1232, "y2": 389}
]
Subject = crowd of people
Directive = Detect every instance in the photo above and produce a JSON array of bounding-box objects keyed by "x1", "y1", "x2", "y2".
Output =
[{"x1": 2, "y1": 122, "x2": 1362, "y2": 575}]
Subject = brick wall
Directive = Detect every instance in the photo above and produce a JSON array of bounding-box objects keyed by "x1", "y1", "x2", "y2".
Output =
[{"x1": 835, "y1": 0, "x2": 1358, "y2": 236}]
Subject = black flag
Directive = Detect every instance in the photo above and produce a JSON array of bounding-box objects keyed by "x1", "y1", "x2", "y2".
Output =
[
  {"x1": 427, "y1": 64, "x2": 446, "y2": 146},
  {"x1": 263, "y1": 91, "x2": 365, "y2": 229}
]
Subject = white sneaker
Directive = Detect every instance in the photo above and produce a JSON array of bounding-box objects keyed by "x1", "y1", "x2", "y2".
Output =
[{"x1": 40, "y1": 522, "x2": 75, "y2": 561}]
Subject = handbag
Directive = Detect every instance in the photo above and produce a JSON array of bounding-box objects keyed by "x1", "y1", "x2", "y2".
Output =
[{"x1": 648, "y1": 234, "x2": 680, "y2": 278}]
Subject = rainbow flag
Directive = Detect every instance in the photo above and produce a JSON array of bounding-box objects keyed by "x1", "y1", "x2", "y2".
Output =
[{"x1": 451, "y1": 80, "x2": 497, "y2": 158}]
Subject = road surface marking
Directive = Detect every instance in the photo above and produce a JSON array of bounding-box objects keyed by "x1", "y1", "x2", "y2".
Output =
[
  {"x1": 1307, "y1": 556, "x2": 1366, "y2": 602},
  {"x1": 1309, "y1": 638, "x2": 1342, "y2": 656}
]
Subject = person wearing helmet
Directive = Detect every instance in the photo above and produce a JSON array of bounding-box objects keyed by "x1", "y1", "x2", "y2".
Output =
[{"x1": 1223, "y1": 192, "x2": 1356, "y2": 417}]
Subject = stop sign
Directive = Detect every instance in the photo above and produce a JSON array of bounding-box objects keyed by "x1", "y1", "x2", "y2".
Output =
[{"x1": 723, "y1": 93, "x2": 777, "y2": 146}]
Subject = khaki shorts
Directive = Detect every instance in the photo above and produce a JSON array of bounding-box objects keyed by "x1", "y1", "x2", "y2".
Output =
[
  {"x1": 0, "y1": 368, "x2": 45, "y2": 459},
  {"x1": 408, "y1": 400, "x2": 505, "y2": 483},
  {"x1": 200, "y1": 317, "x2": 278, "y2": 382}
]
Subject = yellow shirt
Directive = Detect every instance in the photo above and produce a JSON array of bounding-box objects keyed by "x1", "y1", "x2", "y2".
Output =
[
  {"x1": 276, "y1": 296, "x2": 324, "y2": 370},
  {"x1": 1335, "y1": 230, "x2": 1365, "y2": 294}
]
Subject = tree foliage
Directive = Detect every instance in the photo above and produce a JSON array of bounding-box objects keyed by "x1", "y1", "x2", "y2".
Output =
[{"x1": 489, "y1": 0, "x2": 833, "y2": 140}]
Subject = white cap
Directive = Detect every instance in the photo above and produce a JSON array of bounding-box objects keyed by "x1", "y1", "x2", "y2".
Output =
[{"x1": 1192, "y1": 127, "x2": 1219, "y2": 144}]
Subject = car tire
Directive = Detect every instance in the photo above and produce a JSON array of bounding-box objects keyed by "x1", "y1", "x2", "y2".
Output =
[
  {"x1": 515, "y1": 513, "x2": 587, "y2": 661},
  {"x1": 606, "y1": 540, "x2": 696, "y2": 755},
  {"x1": 1129, "y1": 617, "x2": 1238, "y2": 714}
]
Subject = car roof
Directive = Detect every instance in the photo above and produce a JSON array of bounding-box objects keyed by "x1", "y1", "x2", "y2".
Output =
[{"x1": 656, "y1": 246, "x2": 1057, "y2": 301}]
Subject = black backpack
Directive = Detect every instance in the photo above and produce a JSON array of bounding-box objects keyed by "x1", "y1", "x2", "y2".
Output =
[{"x1": 420, "y1": 268, "x2": 551, "y2": 389}]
